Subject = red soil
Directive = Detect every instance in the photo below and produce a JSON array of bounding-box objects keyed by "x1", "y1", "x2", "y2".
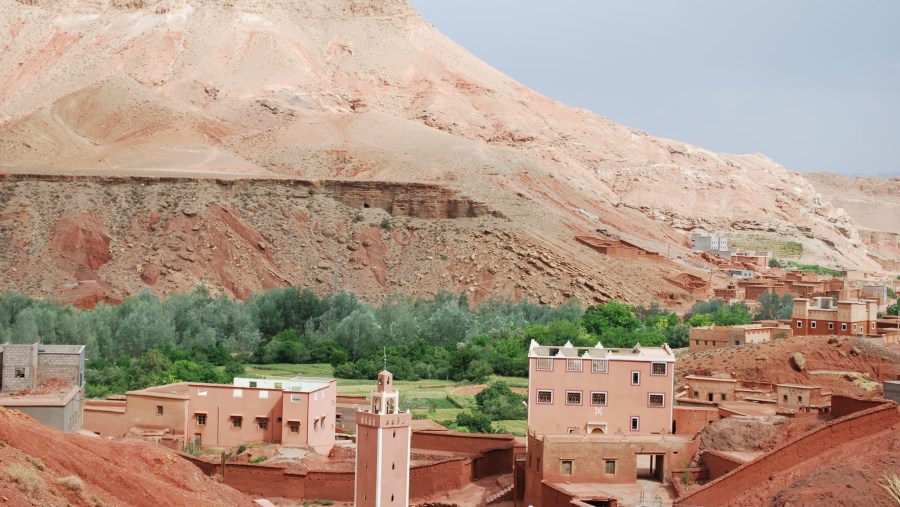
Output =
[{"x1": 0, "y1": 408, "x2": 253, "y2": 506}]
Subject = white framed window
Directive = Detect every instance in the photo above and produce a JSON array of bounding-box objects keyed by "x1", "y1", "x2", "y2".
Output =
[
  {"x1": 651, "y1": 362, "x2": 667, "y2": 376},
  {"x1": 592, "y1": 359, "x2": 608, "y2": 373},
  {"x1": 591, "y1": 392, "x2": 607, "y2": 406},
  {"x1": 841, "y1": 323, "x2": 847, "y2": 331},
  {"x1": 536, "y1": 358, "x2": 552, "y2": 371},
  {"x1": 810, "y1": 321, "x2": 817, "y2": 329},
  {"x1": 630, "y1": 417, "x2": 640, "y2": 431},
  {"x1": 536, "y1": 390, "x2": 553, "y2": 404},
  {"x1": 649, "y1": 393, "x2": 665, "y2": 408},
  {"x1": 796, "y1": 321, "x2": 803, "y2": 328},
  {"x1": 828, "y1": 323, "x2": 834, "y2": 330},
  {"x1": 565, "y1": 391, "x2": 582, "y2": 405},
  {"x1": 566, "y1": 359, "x2": 583, "y2": 372},
  {"x1": 631, "y1": 371, "x2": 640, "y2": 385},
  {"x1": 197, "y1": 389, "x2": 208, "y2": 397}
]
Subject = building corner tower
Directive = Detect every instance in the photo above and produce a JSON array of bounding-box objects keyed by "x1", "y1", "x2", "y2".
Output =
[{"x1": 354, "y1": 370, "x2": 411, "y2": 507}]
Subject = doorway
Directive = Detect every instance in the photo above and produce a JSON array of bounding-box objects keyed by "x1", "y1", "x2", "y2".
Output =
[{"x1": 636, "y1": 454, "x2": 664, "y2": 481}]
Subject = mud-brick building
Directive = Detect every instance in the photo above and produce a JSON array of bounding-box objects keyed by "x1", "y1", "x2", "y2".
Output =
[
  {"x1": 0, "y1": 343, "x2": 85, "y2": 432},
  {"x1": 688, "y1": 323, "x2": 793, "y2": 352},
  {"x1": 84, "y1": 376, "x2": 337, "y2": 454}
]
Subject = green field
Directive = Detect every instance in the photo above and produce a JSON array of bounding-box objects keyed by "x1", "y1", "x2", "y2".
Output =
[{"x1": 246, "y1": 364, "x2": 528, "y2": 435}]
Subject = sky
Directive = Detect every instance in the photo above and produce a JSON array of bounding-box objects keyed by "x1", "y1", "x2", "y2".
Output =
[{"x1": 410, "y1": 1, "x2": 900, "y2": 177}]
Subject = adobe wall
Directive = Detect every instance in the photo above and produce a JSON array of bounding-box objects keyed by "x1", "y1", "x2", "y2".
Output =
[
  {"x1": 179, "y1": 452, "x2": 474, "y2": 502},
  {"x1": 703, "y1": 450, "x2": 743, "y2": 480},
  {"x1": 674, "y1": 401, "x2": 900, "y2": 506},
  {"x1": 411, "y1": 430, "x2": 514, "y2": 455},
  {"x1": 830, "y1": 394, "x2": 887, "y2": 418},
  {"x1": 673, "y1": 406, "x2": 720, "y2": 436},
  {"x1": 474, "y1": 446, "x2": 514, "y2": 478}
]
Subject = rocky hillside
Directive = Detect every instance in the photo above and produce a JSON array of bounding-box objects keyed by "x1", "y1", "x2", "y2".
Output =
[
  {"x1": 0, "y1": 408, "x2": 252, "y2": 506},
  {"x1": 0, "y1": 0, "x2": 886, "y2": 307}
]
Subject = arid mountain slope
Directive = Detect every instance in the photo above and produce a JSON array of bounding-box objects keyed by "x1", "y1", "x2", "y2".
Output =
[
  {"x1": 0, "y1": 409, "x2": 252, "y2": 506},
  {"x1": 0, "y1": 0, "x2": 885, "y2": 305}
]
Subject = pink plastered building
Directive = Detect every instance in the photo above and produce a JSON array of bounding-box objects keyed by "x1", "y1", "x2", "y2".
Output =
[
  {"x1": 355, "y1": 370, "x2": 411, "y2": 507},
  {"x1": 83, "y1": 377, "x2": 336, "y2": 454},
  {"x1": 527, "y1": 340, "x2": 675, "y2": 436}
]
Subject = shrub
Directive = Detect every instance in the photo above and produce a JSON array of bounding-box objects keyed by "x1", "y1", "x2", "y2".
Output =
[
  {"x1": 250, "y1": 456, "x2": 267, "y2": 464},
  {"x1": 882, "y1": 473, "x2": 900, "y2": 503},
  {"x1": 6, "y1": 463, "x2": 45, "y2": 496},
  {"x1": 26, "y1": 457, "x2": 45, "y2": 471},
  {"x1": 57, "y1": 475, "x2": 85, "y2": 493}
]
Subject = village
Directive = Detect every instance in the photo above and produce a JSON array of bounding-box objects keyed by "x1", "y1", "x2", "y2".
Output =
[{"x1": 1, "y1": 233, "x2": 898, "y2": 507}]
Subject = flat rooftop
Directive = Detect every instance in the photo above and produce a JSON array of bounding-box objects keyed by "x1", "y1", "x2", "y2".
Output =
[
  {"x1": 0, "y1": 385, "x2": 81, "y2": 407},
  {"x1": 528, "y1": 340, "x2": 674, "y2": 361},
  {"x1": 234, "y1": 377, "x2": 334, "y2": 393}
]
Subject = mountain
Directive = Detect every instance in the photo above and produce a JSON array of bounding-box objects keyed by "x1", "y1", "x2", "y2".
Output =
[{"x1": 0, "y1": 0, "x2": 886, "y2": 308}]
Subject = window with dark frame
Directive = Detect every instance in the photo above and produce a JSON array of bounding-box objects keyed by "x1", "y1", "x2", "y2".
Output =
[
  {"x1": 537, "y1": 390, "x2": 553, "y2": 404},
  {"x1": 289, "y1": 422, "x2": 300, "y2": 433},
  {"x1": 231, "y1": 416, "x2": 242, "y2": 428},
  {"x1": 257, "y1": 418, "x2": 268, "y2": 430},
  {"x1": 591, "y1": 392, "x2": 607, "y2": 406},
  {"x1": 156, "y1": 405, "x2": 163, "y2": 416},
  {"x1": 631, "y1": 371, "x2": 640, "y2": 385},
  {"x1": 651, "y1": 362, "x2": 667, "y2": 375},
  {"x1": 196, "y1": 414, "x2": 207, "y2": 425},
  {"x1": 566, "y1": 391, "x2": 582, "y2": 405},
  {"x1": 630, "y1": 417, "x2": 639, "y2": 431},
  {"x1": 649, "y1": 394, "x2": 664, "y2": 408},
  {"x1": 605, "y1": 460, "x2": 616, "y2": 474},
  {"x1": 561, "y1": 460, "x2": 573, "y2": 475}
]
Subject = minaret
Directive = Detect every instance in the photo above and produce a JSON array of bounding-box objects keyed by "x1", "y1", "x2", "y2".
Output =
[{"x1": 354, "y1": 370, "x2": 411, "y2": 507}]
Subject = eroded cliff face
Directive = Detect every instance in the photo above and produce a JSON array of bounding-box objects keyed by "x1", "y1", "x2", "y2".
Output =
[{"x1": 0, "y1": 0, "x2": 888, "y2": 306}]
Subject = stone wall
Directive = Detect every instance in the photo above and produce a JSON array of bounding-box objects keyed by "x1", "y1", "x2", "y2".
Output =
[
  {"x1": 0, "y1": 344, "x2": 37, "y2": 392},
  {"x1": 37, "y1": 351, "x2": 83, "y2": 387}
]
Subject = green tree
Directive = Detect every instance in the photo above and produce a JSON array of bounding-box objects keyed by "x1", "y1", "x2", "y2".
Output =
[
  {"x1": 454, "y1": 410, "x2": 494, "y2": 434},
  {"x1": 582, "y1": 300, "x2": 639, "y2": 335},
  {"x1": 475, "y1": 381, "x2": 526, "y2": 421}
]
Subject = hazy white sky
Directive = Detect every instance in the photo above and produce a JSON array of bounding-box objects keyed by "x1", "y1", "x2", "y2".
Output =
[{"x1": 411, "y1": 1, "x2": 900, "y2": 177}]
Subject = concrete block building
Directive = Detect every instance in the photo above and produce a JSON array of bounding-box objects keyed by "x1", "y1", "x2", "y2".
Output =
[
  {"x1": 691, "y1": 232, "x2": 729, "y2": 256},
  {"x1": 527, "y1": 340, "x2": 676, "y2": 436},
  {"x1": 84, "y1": 376, "x2": 337, "y2": 454},
  {"x1": 0, "y1": 343, "x2": 85, "y2": 432},
  {"x1": 791, "y1": 297, "x2": 878, "y2": 336}
]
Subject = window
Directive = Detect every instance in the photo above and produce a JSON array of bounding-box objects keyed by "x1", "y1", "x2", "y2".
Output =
[
  {"x1": 591, "y1": 392, "x2": 607, "y2": 406},
  {"x1": 810, "y1": 321, "x2": 816, "y2": 329},
  {"x1": 566, "y1": 359, "x2": 582, "y2": 372},
  {"x1": 721, "y1": 393, "x2": 727, "y2": 401},
  {"x1": 651, "y1": 362, "x2": 667, "y2": 376},
  {"x1": 291, "y1": 394, "x2": 301, "y2": 403},
  {"x1": 156, "y1": 405, "x2": 164, "y2": 416},
  {"x1": 828, "y1": 323, "x2": 834, "y2": 330},
  {"x1": 631, "y1": 371, "x2": 640, "y2": 385},
  {"x1": 841, "y1": 323, "x2": 847, "y2": 331},
  {"x1": 536, "y1": 358, "x2": 552, "y2": 371},
  {"x1": 852, "y1": 324, "x2": 857, "y2": 332},
  {"x1": 249, "y1": 381, "x2": 257, "y2": 388},
  {"x1": 798, "y1": 396, "x2": 803, "y2": 403},
  {"x1": 197, "y1": 389, "x2": 208, "y2": 397},
  {"x1": 592, "y1": 359, "x2": 608, "y2": 373},
  {"x1": 257, "y1": 418, "x2": 268, "y2": 430},
  {"x1": 274, "y1": 382, "x2": 283, "y2": 389},
  {"x1": 561, "y1": 460, "x2": 573, "y2": 476},
  {"x1": 605, "y1": 460, "x2": 616, "y2": 474},
  {"x1": 630, "y1": 417, "x2": 639, "y2": 431},
  {"x1": 567, "y1": 427, "x2": 576, "y2": 434},
  {"x1": 796, "y1": 320, "x2": 803, "y2": 328},
  {"x1": 14, "y1": 368, "x2": 25, "y2": 378},
  {"x1": 783, "y1": 395, "x2": 788, "y2": 402},
  {"x1": 231, "y1": 416, "x2": 242, "y2": 428},
  {"x1": 196, "y1": 414, "x2": 207, "y2": 425},
  {"x1": 566, "y1": 391, "x2": 582, "y2": 405},
  {"x1": 289, "y1": 422, "x2": 300, "y2": 433},
  {"x1": 693, "y1": 390, "x2": 699, "y2": 399},
  {"x1": 649, "y1": 393, "x2": 664, "y2": 408},
  {"x1": 735, "y1": 341, "x2": 740, "y2": 346},
  {"x1": 536, "y1": 390, "x2": 553, "y2": 404},
  {"x1": 233, "y1": 389, "x2": 243, "y2": 398}
]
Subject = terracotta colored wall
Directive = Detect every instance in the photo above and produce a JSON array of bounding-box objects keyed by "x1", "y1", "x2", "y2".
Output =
[
  {"x1": 411, "y1": 430, "x2": 514, "y2": 454},
  {"x1": 529, "y1": 356, "x2": 674, "y2": 435},
  {"x1": 704, "y1": 450, "x2": 743, "y2": 480},
  {"x1": 673, "y1": 406, "x2": 720, "y2": 436},
  {"x1": 188, "y1": 384, "x2": 282, "y2": 447},
  {"x1": 475, "y1": 446, "x2": 514, "y2": 478},
  {"x1": 685, "y1": 378, "x2": 736, "y2": 403},
  {"x1": 179, "y1": 453, "x2": 472, "y2": 502},
  {"x1": 675, "y1": 402, "x2": 900, "y2": 506},
  {"x1": 83, "y1": 401, "x2": 130, "y2": 437},
  {"x1": 831, "y1": 394, "x2": 888, "y2": 418}
]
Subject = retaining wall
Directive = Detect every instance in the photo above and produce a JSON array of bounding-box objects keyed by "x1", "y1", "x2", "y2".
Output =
[
  {"x1": 674, "y1": 400, "x2": 900, "y2": 506},
  {"x1": 703, "y1": 450, "x2": 743, "y2": 480},
  {"x1": 831, "y1": 394, "x2": 887, "y2": 418}
]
